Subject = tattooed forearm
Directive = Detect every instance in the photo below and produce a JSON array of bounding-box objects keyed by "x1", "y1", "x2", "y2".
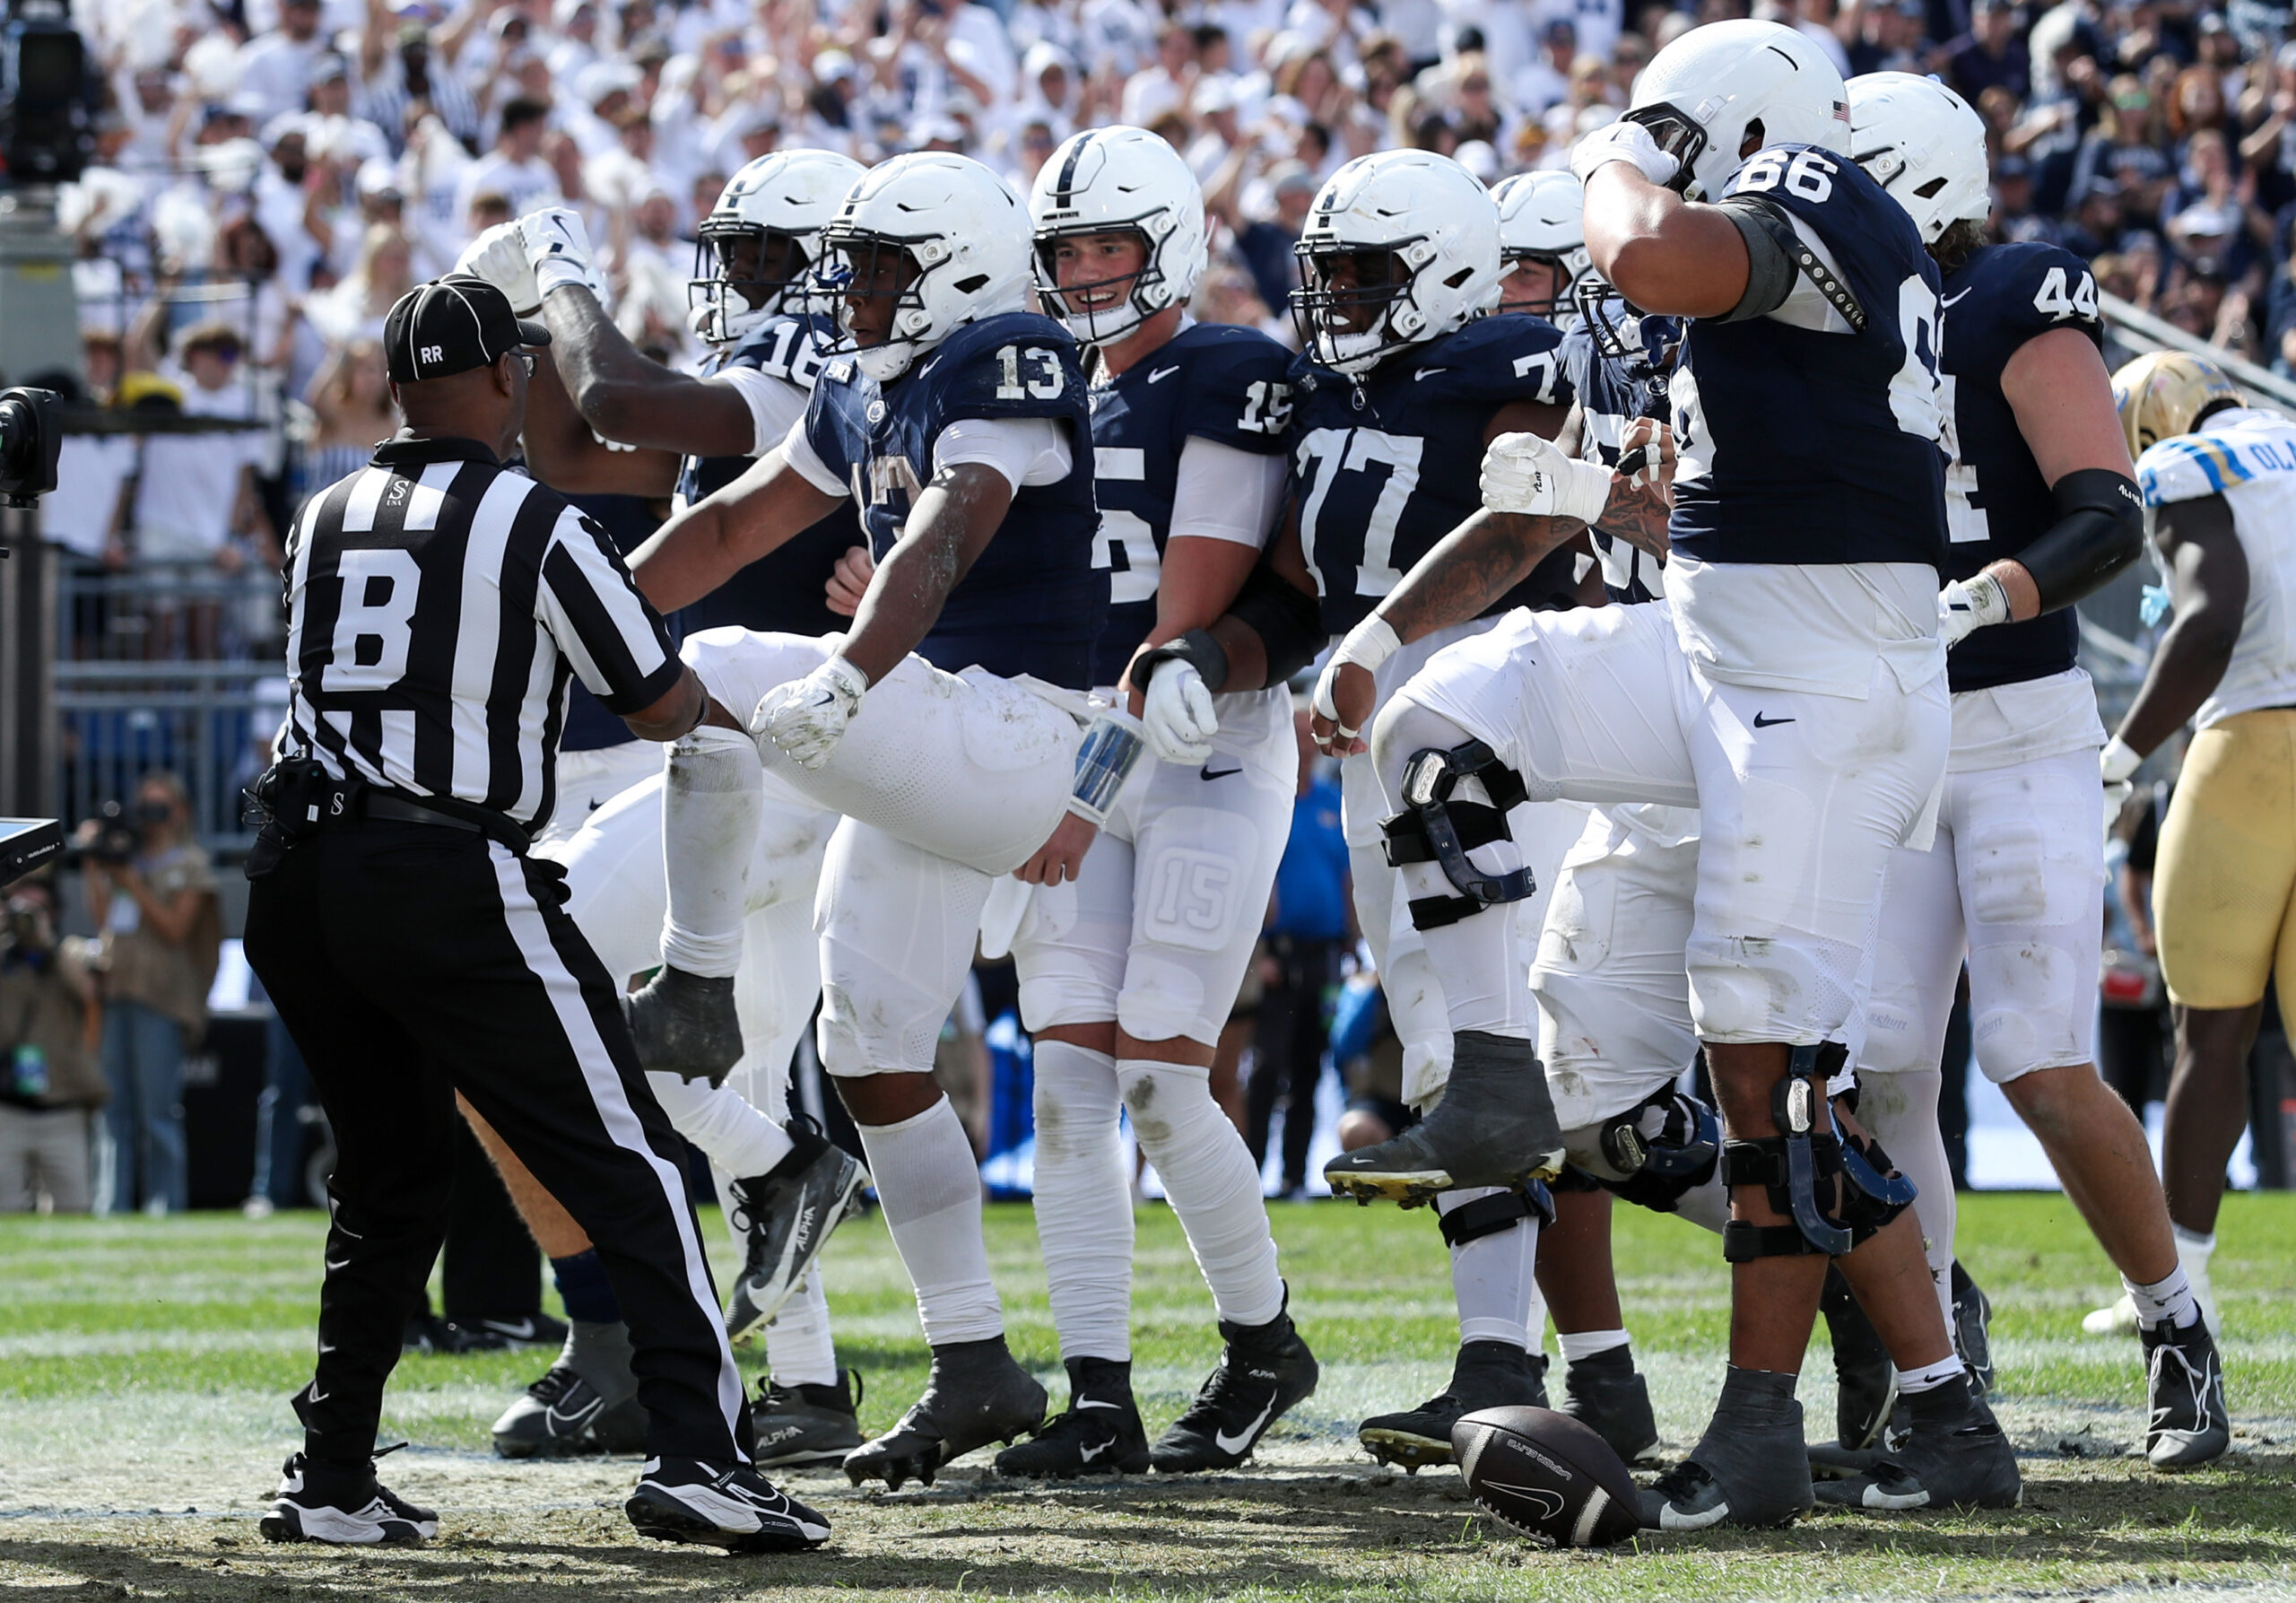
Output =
[
  {"x1": 1596, "y1": 478, "x2": 1674, "y2": 562},
  {"x1": 1378, "y1": 510, "x2": 1586, "y2": 644}
]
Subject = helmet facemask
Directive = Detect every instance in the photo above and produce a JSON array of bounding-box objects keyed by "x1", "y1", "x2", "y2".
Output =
[
  {"x1": 1033, "y1": 223, "x2": 1164, "y2": 348},
  {"x1": 688, "y1": 224, "x2": 819, "y2": 345},
  {"x1": 821, "y1": 231, "x2": 938, "y2": 382},
  {"x1": 1292, "y1": 239, "x2": 1451, "y2": 375},
  {"x1": 1622, "y1": 103, "x2": 1710, "y2": 196},
  {"x1": 1499, "y1": 249, "x2": 1585, "y2": 320}
]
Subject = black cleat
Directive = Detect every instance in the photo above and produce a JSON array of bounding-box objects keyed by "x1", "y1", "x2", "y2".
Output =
[
  {"x1": 843, "y1": 1336, "x2": 1048, "y2": 1489},
  {"x1": 625, "y1": 1456, "x2": 830, "y2": 1552},
  {"x1": 1952, "y1": 1261, "x2": 1995, "y2": 1396},
  {"x1": 726, "y1": 1119, "x2": 870, "y2": 1343},
  {"x1": 1822, "y1": 1265, "x2": 1897, "y2": 1451},
  {"x1": 2143, "y1": 1317, "x2": 2230, "y2": 1468},
  {"x1": 1361, "y1": 1339, "x2": 1548, "y2": 1471},
  {"x1": 1324, "y1": 1032, "x2": 1563, "y2": 1206},
  {"x1": 1639, "y1": 1368, "x2": 1813, "y2": 1531},
  {"x1": 752, "y1": 1369, "x2": 865, "y2": 1468},
  {"x1": 404, "y1": 1310, "x2": 569, "y2": 1355},
  {"x1": 996, "y1": 1357, "x2": 1152, "y2": 1478},
  {"x1": 1817, "y1": 1375, "x2": 2021, "y2": 1510},
  {"x1": 259, "y1": 1452, "x2": 437, "y2": 1545},
  {"x1": 1559, "y1": 1343, "x2": 1660, "y2": 1465},
  {"x1": 623, "y1": 964, "x2": 744, "y2": 1085},
  {"x1": 1152, "y1": 1298, "x2": 1319, "y2": 1472}
]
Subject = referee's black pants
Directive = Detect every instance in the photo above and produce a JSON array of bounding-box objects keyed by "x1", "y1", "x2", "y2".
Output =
[{"x1": 244, "y1": 818, "x2": 751, "y2": 1468}]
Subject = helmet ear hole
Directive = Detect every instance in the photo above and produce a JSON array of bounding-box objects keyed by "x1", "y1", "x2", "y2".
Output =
[
  {"x1": 953, "y1": 274, "x2": 989, "y2": 293},
  {"x1": 1739, "y1": 118, "x2": 1767, "y2": 158},
  {"x1": 1442, "y1": 266, "x2": 1474, "y2": 289},
  {"x1": 1913, "y1": 176, "x2": 1947, "y2": 198}
]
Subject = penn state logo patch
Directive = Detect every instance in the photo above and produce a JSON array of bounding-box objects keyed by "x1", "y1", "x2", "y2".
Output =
[{"x1": 866, "y1": 400, "x2": 887, "y2": 423}]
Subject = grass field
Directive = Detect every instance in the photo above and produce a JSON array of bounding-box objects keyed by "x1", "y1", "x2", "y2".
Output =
[{"x1": 2, "y1": 1193, "x2": 2292, "y2": 1601}]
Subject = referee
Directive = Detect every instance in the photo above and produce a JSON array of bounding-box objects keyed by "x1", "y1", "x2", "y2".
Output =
[{"x1": 242, "y1": 275, "x2": 827, "y2": 1555}]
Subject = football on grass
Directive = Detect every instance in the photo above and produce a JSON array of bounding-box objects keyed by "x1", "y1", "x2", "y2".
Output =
[{"x1": 1453, "y1": 1405, "x2": 1643, "y2": 1547}]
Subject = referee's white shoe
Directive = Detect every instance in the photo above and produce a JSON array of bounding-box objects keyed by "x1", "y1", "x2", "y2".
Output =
[
  {"x1": 258, "y1": 1451, "x2": 438, "y2": 1545},
  {"x1": 625, "y1": 1457, "x2": 831, "y2": 1552}
]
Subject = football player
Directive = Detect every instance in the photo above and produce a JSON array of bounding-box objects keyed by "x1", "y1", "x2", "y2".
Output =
[
  {"x1": 2080, "y1": 348, "x2": 2293, "y2": 1448},
  {"x1": 628, "y1": 152, "x2": 1111, "y2": 1490},
  {"x1": 1218, "y1": 147, "x2": 1597, "y2": 1468},
  {"x1": 982, "y1": 125, "x2": 1318, "y2": 1477},
  {"x1": 449, "y1": 151, "x2": 873, "y2": 1465},
  {"x1": 1317, "y1": 20, "x2": 1997, "y2": 1527},
  {"x1": 1842, "y1": 74, "x2": 2223, "y2": 1480},
  {"x1": 1492, "y1": 170, "x2": 1589, "y2": 325}
]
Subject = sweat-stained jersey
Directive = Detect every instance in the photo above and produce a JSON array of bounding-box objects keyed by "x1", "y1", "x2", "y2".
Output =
[
  {"x1": 803, "y1": 312, "x2": 1107, "y2": 687},
  {"x1": 1288, "y1": 313, "x2": 1578, "y2": 635}
]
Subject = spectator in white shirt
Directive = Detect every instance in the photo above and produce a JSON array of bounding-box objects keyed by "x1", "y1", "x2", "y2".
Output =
[
  {"x1": 451, "y1": 97, "x2": 564, "y2": 227},
  {"x1": 235, "y1": 0, "x2": 328, "y2": 126},
  {"x1": 130, "y1": 323, "x2": 274, "y2": 572}
]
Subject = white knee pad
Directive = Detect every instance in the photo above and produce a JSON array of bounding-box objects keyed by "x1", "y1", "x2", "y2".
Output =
[
  {"x1": 1684, "y1": 930, "x2": 1862, "y2": 1047},
  {"x1": 681, "y1": 627, "x2": 835, "y2": 724},
  {"x1": 815, "y1": 820, "x2": 992, "y2": 1078}
]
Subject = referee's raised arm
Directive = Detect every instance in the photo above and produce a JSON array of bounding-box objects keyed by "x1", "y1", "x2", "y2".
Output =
[{"x1": 240, "y1": 275, "x2": 823, "y2": 1556}]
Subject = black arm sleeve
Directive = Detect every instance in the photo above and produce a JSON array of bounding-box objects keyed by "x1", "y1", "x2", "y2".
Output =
[
  {"x1": 1714, "y1": 196, "x2": 1800, "y2": 324},
  {"x1": 1129, "y1": 628, "x2": 1231, "y2": 695},
  {"x1": 2021, "y1": 467, "x2": 2146, "y2": 615},
  {"x1": 1228, "y1": 561, "x2": 1325, "y2": 687}
]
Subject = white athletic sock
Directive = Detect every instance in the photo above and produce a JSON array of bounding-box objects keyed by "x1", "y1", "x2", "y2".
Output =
[
  {"x1": 2123, "y1": 1264, "x2": 2199, "y2": 1331},
  {"x1": 1119, "y1": 1058, "x2": 1285, "y2": 1329},
  {"x1": 661, "y1": 726, "x2": 761, "y2": 978},
  {"x1": 1437, "y1": 1185, "x2": 1538, "y2": 1350},
  {"x1": 1031, "y1": 1041, "x2": 1135, "y2": 1362},
  {"x1": 854, "y1": 1100, "x2": 1002, "y2": 1346},
  {"x1": 2171, "y1": 1224, "x2": 2218, "y2": 1330},
  {"x1": 765, "y1": 1267, "x2": 839, "y2": 1389},
  {"x1": 658, "y1": 1072, "x2": 795, "y2": 1180},
  {"x1": 1558, "y1": 1328, "x2": 1630, "y2": 1364},
  {"x1": 1856, "y1": 1067, "x2": 1955, "y2": 1333},
  {"x1": 1894, "y1": 1354, "x2": 1967, "y2": 1395},
  {"x1": 1394, "y1": 855, "x2": 1532, "y2": 1041}
]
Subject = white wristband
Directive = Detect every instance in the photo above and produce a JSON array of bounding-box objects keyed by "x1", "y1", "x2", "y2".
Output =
[
  {"x1": 535, "y1": 257, "x2": 591, "y2": 299},
  {"x1": 1553, "y1": 455, "x2": 1616, "y2": 526},
  {"x1": 2100, "y1": 736, "x2": 2142, "y2": 786},
  {"x1": 1333, "y1": 614, "x2": 1400, "y2": 675}
]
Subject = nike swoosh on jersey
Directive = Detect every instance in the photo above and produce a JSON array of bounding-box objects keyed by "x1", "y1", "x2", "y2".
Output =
[
  {"x1": 1200, "y1": 762, "x2": 1241, "y2": 780},
  {"x1": 1940, "y1": 289, "x2": 1975, "y2": 307},
  {"x1": 1752, "y1": 712, "x2": 1796, "y2": 728},
  {"x1": 1214, "y1": 1395, "x2": 1277, "y2": 1455},
  {"x1": 1413, "y1": 368, "x2": 1450, "y2": 381},
  {"x1": 1145, "y1": 365, "x2": 1181, "y2": 383}
]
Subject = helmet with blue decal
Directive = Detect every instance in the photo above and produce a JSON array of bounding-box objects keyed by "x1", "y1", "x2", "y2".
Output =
[
  {"x1": 1029, "y1": 125, "x2": 1209, "y2": 348},
  {"x1": 1623, "y1": 19, "x2": 1850, "y2": 204},
  {"x1": 1292, "y1": 149, "x2": 1502, "y2": 377},
  {"x1": 689, "y1": 148, "x2": 866, "y2": 346}
]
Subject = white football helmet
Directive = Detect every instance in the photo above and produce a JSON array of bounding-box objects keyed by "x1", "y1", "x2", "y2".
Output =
[
  {"x1": 1846, "y1": 72, "x2": 1990, "y2": 247},
  {"x1": 1624, "y1": 19, "x2": 1850, "y2": 203},
  {"x1": 1292, "y1": 150, "x2": 1502, "y2": 376},
  {"x1": 820, "y1": 152, "x2": 1033, "y2": 383},
  {"x1": 1492, "y1": 170, "x2": 1587, "y2": 321},
  {"x1": 1029, "y1": 125, "x2": 1209, "y2": 349},
  {"x1": 689, "y1": 148, "x2": 866, "y2": 346}
]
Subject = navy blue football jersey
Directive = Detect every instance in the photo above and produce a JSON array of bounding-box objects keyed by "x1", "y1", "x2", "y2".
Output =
[
  {"x1": 1288, "y1": 313, "x2": 1577, "y2": 635},
  {"x1": 1089, "y1": 320, "x2": 1294, "y2": 685},
  {"x1": 1560, "y1": 296, "x2": 1682, "y2": 604},
  {"x1": 1669, "y1": 144, "x2": 1948, "y2": 571},
  {"x1": 804, "y1": 311, "x2": 1105, "y2": 687},
  {"x1": 1935, "y1": 241, "x2": 2103, "y2": 693},
  {"x1": 676, "y1": 311, "x2": 863, "y2": 641}
]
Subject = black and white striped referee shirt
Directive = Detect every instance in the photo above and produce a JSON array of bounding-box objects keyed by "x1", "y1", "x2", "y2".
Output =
[{"x1": 279, "y1": 436, "x2": 681, "y2": 831}]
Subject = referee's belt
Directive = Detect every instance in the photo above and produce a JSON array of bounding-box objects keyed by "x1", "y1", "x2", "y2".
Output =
[{"x1": 308, "y1": 773, "x2": 529, "y2": 851}]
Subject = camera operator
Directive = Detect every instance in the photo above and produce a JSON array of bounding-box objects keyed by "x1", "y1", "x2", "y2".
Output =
[
  {"x1": 78, "y1": 771, "x2": 222, "y2": 1217},
  {"x1": 0, "y1": 876, "x2": 106, "y2": 1213}
]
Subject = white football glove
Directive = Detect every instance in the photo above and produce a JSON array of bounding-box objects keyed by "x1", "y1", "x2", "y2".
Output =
[
  {"x1": 1142, "y1": 659, "x2": 1220, "y2": 764},
  {"x1": 1569, "y1": 118, "x2": 1682, "y2": 188},
  {"x1": 454, "y1": 221, "x2": 541, "y2": 315},
  {"x1": 751, "y1": 656, "x2": 869, "y2": 770},
  {"x1": 521, "y1": 206, "x2": 598, "y2": 300},
  {"x1": 1937, "y1": 571, "x2": 2013, "y2": 647},
  {"x1": 1311, "y1": 614, "x2": 1399, "y2": 741},
  {"x1": 1481, "y1": 431, "x2": 1615, "y2": 524},
  {"x1": 2100, "y1": 735, "x2": 2141, "y2": 816}
]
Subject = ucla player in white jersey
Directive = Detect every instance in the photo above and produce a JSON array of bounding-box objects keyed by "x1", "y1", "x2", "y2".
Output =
[
  {"x1": 449, "y1": 153, "x2": 873, "y2": 1465},
  {"x1": 2079, "y1": 350, "x2": 2296, "y2": 1456},
  {"x1": 1843, "y1": 75, "x2": 2228, "y2": 1483},
  {"x1": 1318, "y1": 22, "x2": 2000, "y2": 1528}
]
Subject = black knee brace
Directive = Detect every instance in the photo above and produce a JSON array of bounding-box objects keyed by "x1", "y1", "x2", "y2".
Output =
[
  {"x1": 1380, "y1": 740, "x2": 1535, "y2": 930},
  {"x1": 1594, "y1": 1086, "x2": 1721, "y2": 1215},
  {"x1": 1720, "y1": 1043, "x2": 1855, "y2": 1262},
  {"x1": 1435, "y1": 1180, "x2": 1555, "y2": 1246}
]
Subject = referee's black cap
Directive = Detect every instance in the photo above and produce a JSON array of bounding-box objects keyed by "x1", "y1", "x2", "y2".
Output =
[{"x1": 384, "y1": 274, "x2": 552, "y2": 383}]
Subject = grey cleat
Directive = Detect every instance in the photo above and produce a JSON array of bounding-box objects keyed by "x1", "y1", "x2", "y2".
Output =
[
  {"x1": 752, "y1": 1369, "x2": 864, "y2": 1468},
  {"x1": 1559, "y1": 1342, "x2": 1661, "y2": 1465},
  {"x1": 492, "y1": 1320, "x2": 646, "y2": 1459},
  {"x1": 1815, "y1": 1375, "x2": 2021, "y2": 1510},
  {"x1": 1323, "y1": 1032, "x2": 1564, "y2": 1207},
  {"x1": 843, "y1": 1336, "x2": 1048, "y2": 1490},
  {"x1": 1639, "y1": 1368, "x2": 1814, "y2": 1531},
  {"x1": 622, "y1": 965, "x2": 743, "y2": 1085},
  {"x1": 2143, "y1": 1317, "x2": 2230, "y2": 1468},
  {"x1": 726, "y1": 1119, "x2": 870, "y2": 1343},
  {"x1": 1360, "y1": 1339, "x2": 1546, "y2": 1471}
]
